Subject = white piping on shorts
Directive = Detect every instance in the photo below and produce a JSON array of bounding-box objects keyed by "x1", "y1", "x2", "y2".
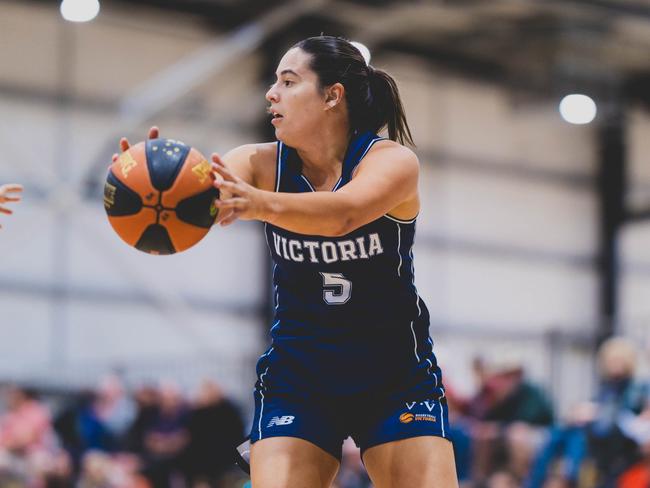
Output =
[{"x1": 257, "y1": 367, "x2": 269, "y2": 439}]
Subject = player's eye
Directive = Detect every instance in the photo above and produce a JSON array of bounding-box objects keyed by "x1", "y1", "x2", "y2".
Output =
[{"x1": 283, "y1": 80, "x2": 294, "y2": 87}]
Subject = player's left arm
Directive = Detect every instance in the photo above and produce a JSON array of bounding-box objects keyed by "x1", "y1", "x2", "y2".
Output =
[
  {"x1": 0, "y1": 183, "x2": 23, "y2": 229},
  {"x1": 212, "y1": 142, "x2": 419, "y2": 236}
]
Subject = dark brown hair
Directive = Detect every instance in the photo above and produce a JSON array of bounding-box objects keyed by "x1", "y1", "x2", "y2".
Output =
[{"x1": 293, "y1": 36, "x2": 414, "y2": 146}]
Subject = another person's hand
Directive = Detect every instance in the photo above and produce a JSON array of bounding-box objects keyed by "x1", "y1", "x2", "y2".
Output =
[
  {"x1": 212, "y1": 154, "x2": 267, "y2": 226},
  {"x1": 110, "y1": 126, "x2": 159, "y2": 163},
  {"x1": 0, "y1": 183, "x2": 23, "y2": 228}
]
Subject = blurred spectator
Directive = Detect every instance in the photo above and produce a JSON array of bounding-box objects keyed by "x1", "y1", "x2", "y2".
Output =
[
  {"x1": 0, "y1": 385, "x2": 72, "y2": 487},
  {"x1": 0, "y1": 386, "x2": 54, "y2": 454},
  {"x1": 125, "y1": 386, "x2": 159, "y2": 455},
  {"x1": 184, "y1": 379, "x2": 245, "y2": 488},
  {"x1": 140, "y1": 382, "x2": 189, "y2": 488},
  {"x1": 481, "y1": 470, "x2": 520, "y2": 488},
  {"x1": 445, "y1": 383, "x2": 475, "y2": 486},
  {"x1": 617, "y1": 407, "x2": 650, "y2": 487},
  {"x1": 54, "y1": 390, "x2": 119, "y2": 463},
  {"x1": 527, "y1": 337, "x2": 648, "y2": 488},
  {"x1": 94, "y1": 375, "x2": 136, "y2": 444},
  {"x1": 333, "y1": 438, "x2": 371, "y2": 488},
  {"x1": 472, "y1": 352, "x2": 554, "y2": 481},
  {"x1": 78, "y1": 451, "x2": 150, "y2": 488}
]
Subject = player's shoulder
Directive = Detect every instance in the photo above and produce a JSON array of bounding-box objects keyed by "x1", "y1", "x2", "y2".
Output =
[
  {"x1": 360, "y1": 139, "x2": 419, "y2": 173},
  {"x1": 224, "y1": 142, "x2": 277, "y2": 164},
  {"x1": 222, "y1": 142, "x2": 277, "y2": 191},
  {"x1": 371, "y1": 139, "x2": 418, "y2": 161}
]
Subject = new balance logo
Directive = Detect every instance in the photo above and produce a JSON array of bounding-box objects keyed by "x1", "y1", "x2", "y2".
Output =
[{"x1": 267, "y1": 415, "x2": 295, "y2": 428}]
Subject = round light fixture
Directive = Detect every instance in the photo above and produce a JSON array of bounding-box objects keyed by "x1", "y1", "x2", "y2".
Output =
[
  {"x1": 559, "y1": 94, "x2": 597, "y2": 125},
  {"x1": 60, "y1": 0, "x2": 100, "y2": 22}
]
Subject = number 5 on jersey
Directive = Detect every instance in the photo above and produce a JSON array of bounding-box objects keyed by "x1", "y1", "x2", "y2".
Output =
[{"x1": 320, "y1": 272, "x2": 352, "y2": 305}]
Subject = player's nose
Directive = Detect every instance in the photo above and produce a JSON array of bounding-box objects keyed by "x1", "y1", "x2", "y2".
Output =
[{"x1": 265, "y1": 85, "x2": 279, "y2": 103}]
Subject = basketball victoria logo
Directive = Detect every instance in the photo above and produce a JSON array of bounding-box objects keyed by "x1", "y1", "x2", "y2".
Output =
[
  {"x1": 192, "y1": 159, "x2": 212, "y2": 184},
  {"x1": 267, "y1": 415, "x2": 295, "y2": 428},
  {"x1": 271, "y1": 231, "x2": 384, "y2": 264},
  {"x1": 399, "y1": 401, "x2": 438, "y2": 424},
  {"x1": 119, "y1": 152, "x2": 138, "y2": 179}
]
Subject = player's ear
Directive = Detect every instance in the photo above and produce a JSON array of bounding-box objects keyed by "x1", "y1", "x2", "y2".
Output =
[{"x1": 324, "y1": 83, "x2": 344, "y2": 110}]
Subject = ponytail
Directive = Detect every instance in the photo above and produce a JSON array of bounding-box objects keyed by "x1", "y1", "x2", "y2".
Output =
[
  {"x1": 293, "y1": 36, "x2": 415, "y2": 147},
  {"x1": 367, "y1": 66, "x2": 414, "y2": 146}
]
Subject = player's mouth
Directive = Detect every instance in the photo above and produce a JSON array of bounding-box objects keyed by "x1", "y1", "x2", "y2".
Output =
[{"x1": 269, "y1": 108, "x2": 284, "y2": 125}]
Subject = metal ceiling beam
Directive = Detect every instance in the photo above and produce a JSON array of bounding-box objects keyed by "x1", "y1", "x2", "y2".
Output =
[{"x1": 544, "y1": 0, "x2": 650, "y2": 19}]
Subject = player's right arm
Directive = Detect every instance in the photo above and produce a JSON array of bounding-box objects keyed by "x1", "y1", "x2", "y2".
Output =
[{"x1": 113, "y1": 127, "x2": 277, "y2": 191}]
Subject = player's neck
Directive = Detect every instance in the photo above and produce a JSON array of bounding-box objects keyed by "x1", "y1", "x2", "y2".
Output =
[{"x1": 295, "y1": 120, "x2": 350, "y2": 175}]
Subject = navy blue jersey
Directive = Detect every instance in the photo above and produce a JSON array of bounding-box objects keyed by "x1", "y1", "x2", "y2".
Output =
[{"x1": 259, "y1": 131, "x2": 441, "y2": 399}]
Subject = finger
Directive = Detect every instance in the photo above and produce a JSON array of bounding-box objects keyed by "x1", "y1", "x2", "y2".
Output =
[
  {"x1": 148, "y1": 126, "x2": 159, "y2": 139},
  {"x1": 211, "y1": 173, "x2": 224, "y2": 189},
  {"x1": 215, "y1": 208, "x2": 233, "y2": 225},
  {"x1": 0, "y1": 207, "x2": 12, "y2": 215},
  {"x1": 3, "y1": 197, "x2": 21, "y2": 202},
  {"x1": 1, "y1": 184, "x2": 23, "y2": 193},
  {"x1": 120, "y1": 138, "x2": 130, "y2": 152},
  {"x1": 220, "y1": 211, "x2": 241, "y2": 227},
  {"x1": 211, "y1": 163, "x2": 238, "y2": 183},
  {"x1": 213, "y1": 180, "x2": 238, "y2": 193},
  {"x1": 112, "y1": 153, "x2": 119, "y2": 163},
  {"x1": 211, "y1": 153, "x2": 225, "y2": 166},
  {"x1": 214, "y1": 197, "x2": 246, "y2": 210}
]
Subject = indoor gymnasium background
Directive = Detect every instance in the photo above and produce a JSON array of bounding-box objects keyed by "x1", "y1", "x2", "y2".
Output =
[{"x1": 1, "y1": 1, "x2": 650, "y2": 487}]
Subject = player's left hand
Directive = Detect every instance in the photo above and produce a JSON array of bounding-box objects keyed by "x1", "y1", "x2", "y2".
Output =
[
  {"x1": 0, "y1": 183, "x2": 23, "y2": 212},
  {"x1": 211, "y1": 154, "x2": 267, "y2": 226}
]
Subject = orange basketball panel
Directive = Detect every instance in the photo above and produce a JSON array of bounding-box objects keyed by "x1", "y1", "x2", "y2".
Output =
[
  {"x1": 108, "y1": 207, "x2": 158, "y2": 247},
  {"x1": 161, "y1": 211, "x2": 211, "y2": 252}
]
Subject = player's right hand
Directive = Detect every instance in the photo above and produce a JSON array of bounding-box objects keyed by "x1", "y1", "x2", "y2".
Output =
[{"x1": 111, "y1": 126, "x2": 159, "y2": 163}]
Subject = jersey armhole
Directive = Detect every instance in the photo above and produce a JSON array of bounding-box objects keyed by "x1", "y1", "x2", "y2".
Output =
[{"x1": 349, "y1": 137, "x2": 388, "y2": 180}]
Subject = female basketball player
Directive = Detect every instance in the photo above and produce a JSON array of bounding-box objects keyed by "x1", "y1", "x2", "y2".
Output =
[
  {"x1": 117, "y1": 36, "x2": 457, "y2": 488},
  {"x1": 0, "y1": 184, "x2": 23, "y2": 228}
]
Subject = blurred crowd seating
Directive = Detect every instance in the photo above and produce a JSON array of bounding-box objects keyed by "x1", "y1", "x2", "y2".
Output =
[
  {"x1": 1, "y1": 335, "x2": 649, "y2": 488},
  {"x1": 0, "y1": 377, "x2": 247, "y2": 488}
]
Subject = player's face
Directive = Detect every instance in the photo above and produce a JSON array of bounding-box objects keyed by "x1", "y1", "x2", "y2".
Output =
[{"x1": 265, "y1": 48, "x2": 329, "y2": 145}]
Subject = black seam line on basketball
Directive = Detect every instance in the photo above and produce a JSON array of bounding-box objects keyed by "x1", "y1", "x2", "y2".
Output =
[{"x1": 142, "y1": 204, "x2": 176, "y2": 211}]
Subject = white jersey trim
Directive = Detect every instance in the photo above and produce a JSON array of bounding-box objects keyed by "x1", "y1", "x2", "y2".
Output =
[
  {"x1": 348, "y1": 137, "x2": 386, "y2": 181},
  {"x1": 383, "y1": 214, "x2": 417, "y2": 224},
  {"x1": 274, "y1": 141, "x2": 284, "y2": 193}
]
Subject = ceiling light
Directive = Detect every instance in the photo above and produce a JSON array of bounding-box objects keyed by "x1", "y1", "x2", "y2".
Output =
[
  {"x1": 60, "y1": 0, "x2": 100, "y2": 22},
  {"x1": 559, "y1": 94, "x2": 597, "y2": 125}
]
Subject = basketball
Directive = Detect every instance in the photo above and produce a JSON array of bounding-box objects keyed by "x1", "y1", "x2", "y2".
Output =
[{"x1": 104, "y1": 138, "x2": 218, "y2": 255}]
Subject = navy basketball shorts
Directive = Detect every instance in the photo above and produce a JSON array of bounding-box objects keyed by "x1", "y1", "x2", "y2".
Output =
[{"x1": 249, "y1": 383, "x2": 450, "y2": 461}]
